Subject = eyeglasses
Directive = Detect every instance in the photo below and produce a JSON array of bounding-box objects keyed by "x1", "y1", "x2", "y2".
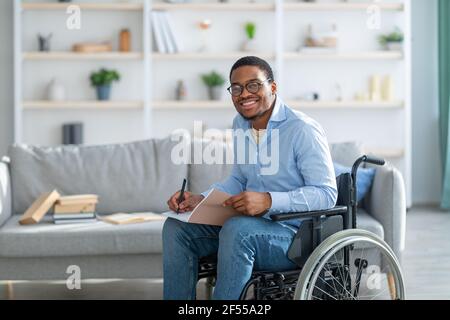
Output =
[{"x1": 227, "y1": 78, "x2": 272, "y2": 97}]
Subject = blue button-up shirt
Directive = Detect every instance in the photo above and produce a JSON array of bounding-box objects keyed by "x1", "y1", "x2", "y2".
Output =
[{"x1": 202, "y1": 96, "x2": 337, "y2": 228}]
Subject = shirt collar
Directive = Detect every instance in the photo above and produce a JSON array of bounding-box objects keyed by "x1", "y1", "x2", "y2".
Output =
[
  {"x1": 268, "y1": 95, "x2": 287, "y2": 123},
  {"x1": 237, "y1": 95, "x2": 287, "y2": 128}
]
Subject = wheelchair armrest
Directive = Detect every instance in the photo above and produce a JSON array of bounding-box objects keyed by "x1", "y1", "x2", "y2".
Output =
[{"x1": 269, "y1": 206, "x2": 348, "y2": 222}]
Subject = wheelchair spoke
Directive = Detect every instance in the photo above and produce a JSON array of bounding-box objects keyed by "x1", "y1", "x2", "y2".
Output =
[
  {"x1": 323, "y1": 263, "x2": 339, "y2": 296},
  {"x1": 322, "y1": 265, "x2": 356, "y2": 299},
  {"x1": 350, "y1": 245, "x2": 365, "y2": 295},
  {"x1": 369, "y1": 287, "x2": 390, "y2": 300},
  {"x1": 311, "y1": 284, "x2": 339, "y2": 300}
]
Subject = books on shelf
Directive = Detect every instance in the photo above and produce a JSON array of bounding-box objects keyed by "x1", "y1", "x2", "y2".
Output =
[
  {"x1": 99, "y1": 213, "x2": 166, "y2": 225},
  {"x1": 151, "y1": 10, "x2": 181, "y2": 54},
  {"x1": 298, "y1": 46, "x2": 338, "y2": 54}
]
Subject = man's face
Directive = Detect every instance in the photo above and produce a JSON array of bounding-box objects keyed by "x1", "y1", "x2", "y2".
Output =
[{"x1": 229, "y1": 66, "x2": 277, "y2": 121}]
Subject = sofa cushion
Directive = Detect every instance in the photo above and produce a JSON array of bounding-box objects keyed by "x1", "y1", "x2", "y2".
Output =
[
  {"x1": 189, "y1": 140, "x2": 364, "y2": 194},
  {"x1": 8, "y1": 138, "x2": 188, "y2": 215},
  {"x1": 188, "y1": 139, "x2": 233, "y2": 194},
  {"x1": 356, "y1": 209, "x2": 384, "y2": 240},
  {"x1": 0, "y1": 214, "x2": 166, "y2": 258},
  {"x1": 329, "y1": 141, "x2": 364, "y2": 167}
]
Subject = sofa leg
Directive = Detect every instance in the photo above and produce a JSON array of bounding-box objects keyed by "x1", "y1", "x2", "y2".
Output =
[
  {"x1": 6, "y1": 281, "x2": 14, "y2": 300},
  {"x1": 205, "y1": 277, "x2": 215, "y2": 300}
]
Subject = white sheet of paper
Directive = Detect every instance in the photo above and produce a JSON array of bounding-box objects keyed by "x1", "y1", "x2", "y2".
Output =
[{"x1": 162, "y1": 189, "x2": 241, "y2": 226}]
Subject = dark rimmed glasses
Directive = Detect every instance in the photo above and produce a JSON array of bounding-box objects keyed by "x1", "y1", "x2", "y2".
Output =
[{"x1": 227, "y1": 78, "x2": 272, "y2": 97}]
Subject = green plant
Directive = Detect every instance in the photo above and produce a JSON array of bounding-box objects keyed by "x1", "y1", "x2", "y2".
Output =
[
  {"x1": 201, "y1": 71, "x2": 225, "y2": 87},
  {"x1": 90, "y1": 68, "x2": 120, "y2": 87},
  {"x1": 245, "y1": 22, "x2": 256, "y2": 40},
  {"x1": 378, "y1": 28, "x2": 404, "y2": 46}
]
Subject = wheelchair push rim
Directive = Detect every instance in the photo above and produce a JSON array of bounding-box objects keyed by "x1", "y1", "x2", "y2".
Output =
[{"x1": 295, "y1": 229, "x2": 405, "y2": 300}]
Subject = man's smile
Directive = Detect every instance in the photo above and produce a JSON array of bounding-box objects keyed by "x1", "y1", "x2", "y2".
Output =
[{"x1": 240, "y1": 98, "x2": 260, "y2": 110}]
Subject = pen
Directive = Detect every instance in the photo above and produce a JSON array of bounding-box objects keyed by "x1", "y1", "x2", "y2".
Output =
[{"x1": 176, "y1": 178, "x2": 187, "y2": 214}]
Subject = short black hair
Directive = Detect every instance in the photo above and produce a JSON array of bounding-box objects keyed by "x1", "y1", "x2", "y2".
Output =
[{"x1": 229, "y1": 56, "x2": 274, "y2": 81}]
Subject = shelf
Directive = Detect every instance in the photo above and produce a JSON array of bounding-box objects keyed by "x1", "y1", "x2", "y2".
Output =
[
  {"x1": 284, "y1": 2, "x2": 404, "y2": 11},
  {"x1": 287, "y1": 100, "x2": 404, "y2": 109},
  {"x1": 152, "y1": 3, "x2": 274, "y2": 11},
  {"x1": 366, "y1": 148, "x2": 405, "y2": 159},
  {"x1": 23, "y1": 52, "x2": 143, "y2": 60},
  {"x1": 23, "y1": 101, "x2": 144, "y2": 109},
  {"x1": 153, "y1": 100, "x2": 233, "y2": 109},
  {"x1": 285, "y1": 51, "x2": 403, "y2": 60},
  {"x1": 21, "y1": 2, "x2": 143, "y2": 11},
  {"x1": 152, "y1": 52, "x2": 275, "y2": 60},
  {"x1": 152, "y1": 100, "x2": 403, "y2": 110}
]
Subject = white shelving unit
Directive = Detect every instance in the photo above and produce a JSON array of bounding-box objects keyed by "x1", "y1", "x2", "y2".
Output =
[{"x1": 14, "y1": 0, "x2": 411, "y2": 203}]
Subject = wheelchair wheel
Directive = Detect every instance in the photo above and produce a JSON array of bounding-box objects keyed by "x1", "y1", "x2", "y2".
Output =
[{"x1": 295, "y1": 229, "x2": 405, "y2": 300}]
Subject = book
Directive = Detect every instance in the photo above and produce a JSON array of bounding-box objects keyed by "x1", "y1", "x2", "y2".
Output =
[
  {"x1": 162, "y1": 189, "x2": 241, "y2": 226},
  {"x1": 56, "y1": 194, "x2": 98, "y2": 206},
  {"x1": 151, "y1": 11, "x2": 167, "y2": 53},
  {"x1": 159, "y1": 11, "x2": 176, "y2": 54},
  {"x1": 19, "y1": 190, "x2": 61, "y2": 225},
  {"x1": 99, "y1": 213, "x2": 166, "y2": 225},
  {"x1": 54, "y1": 218, "x2": 98, "y2": 225},
  {"x1": 164, "y1": 11, "x2": 182, "y2": 53},
  {"x1": 72, "y1": 42, "x2": 112, "y2": 53},
  {"x1": 54, "y1": 213, "x2": 96, "y2": 220},
  {"x1": 54, "y1": 203, "x2": 96, "y2": 214}
]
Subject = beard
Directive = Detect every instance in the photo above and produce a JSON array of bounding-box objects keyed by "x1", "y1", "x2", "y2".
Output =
[{"x1": 238, "y1": 104, "x2": 271, "y2": 121}]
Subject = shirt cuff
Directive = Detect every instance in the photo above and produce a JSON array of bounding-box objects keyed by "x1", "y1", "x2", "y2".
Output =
[{"x1": 269, "y1": 192, "x2": 291, "y2": 213}]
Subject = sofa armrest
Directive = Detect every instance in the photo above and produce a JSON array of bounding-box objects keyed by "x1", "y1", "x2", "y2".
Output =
[
  {"x1": 0, "y1": 158, "x2": 12, "y2": 227},
  {"x1": 365, "y1": 163, "x2": 406, "y2": 261}
]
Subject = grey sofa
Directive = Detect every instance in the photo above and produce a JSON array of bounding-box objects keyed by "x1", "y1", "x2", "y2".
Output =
[{"x1": 0, "y1": 137, "x2": 406, "y2": 281}]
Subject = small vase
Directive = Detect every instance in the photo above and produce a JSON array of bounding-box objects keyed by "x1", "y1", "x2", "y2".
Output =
[
  {"x1": 47, "y1": 78, "x2": 66, "y2": 101},
  {"x1": 241, "y1": 38, "x2": 256, "y2": 52},
  {"x1": 208, "y1": 86, "x2": 223, "y2": 101},
  {"x1": 386, "y1": 42, "x2": 402, "y2": 51},
  {"x1": 96, "y1": 85, "x2": 111, "y2": 101}
]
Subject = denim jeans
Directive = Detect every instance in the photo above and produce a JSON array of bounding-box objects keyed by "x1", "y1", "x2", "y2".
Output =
[{"x1": 162, "y1": 216, "x2": 298, "y2": 300}]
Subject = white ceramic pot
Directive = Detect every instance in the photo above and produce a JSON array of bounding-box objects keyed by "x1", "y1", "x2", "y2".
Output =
[
  {"x1": 47, "y1": 78, "x2": 66, "y2": 101},
  {"x1": 241, "y1": 39, "x2": 256, "y2": 52},
  {"x1": 387, "y1": 42, "x2": 403, "y2": 51}
]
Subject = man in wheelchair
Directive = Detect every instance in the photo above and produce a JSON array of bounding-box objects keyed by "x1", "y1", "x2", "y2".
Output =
[{"x1": 163, "y1": 56, "x2": 403, "y2": 300}]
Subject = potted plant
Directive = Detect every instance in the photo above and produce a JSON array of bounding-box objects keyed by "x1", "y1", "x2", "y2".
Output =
[
  {"x1": 241, "y1": 22, "x2": 256, "y2": 52},
  {"x1": 378, "y1": 28, "x2": 404, "y2": 51},
  {"x1": 89, "y1": 68, "x2": 120, "y2": 101},
  {"x1": 201, "y1": 71, "x2": 225, "y2": 100}
]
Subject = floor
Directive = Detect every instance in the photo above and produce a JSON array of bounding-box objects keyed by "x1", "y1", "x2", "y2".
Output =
[{"x1": 1, "y1": 206, "x2": 449, "y2": 300}]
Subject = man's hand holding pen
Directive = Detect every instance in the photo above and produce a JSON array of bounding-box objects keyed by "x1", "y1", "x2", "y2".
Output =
[{"x1": 167, "y1": 191, "x2": 205, "y2": 213}]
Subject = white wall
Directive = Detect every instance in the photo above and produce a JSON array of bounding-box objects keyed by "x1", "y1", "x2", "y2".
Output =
[
  {"x1": 411, "y1": 0, "x2": 441, "y2": 205},
  {"x1": 0, "y1": 0, "x2": 442, "y2": 205},
  {"x1": 0, "y1": 0, "x2": 13, "y2": 157}
]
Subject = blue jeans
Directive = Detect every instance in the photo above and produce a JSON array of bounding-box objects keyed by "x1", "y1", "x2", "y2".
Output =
[{"x1": 162, "y1": 216, "x2": 298, "y2": 300}]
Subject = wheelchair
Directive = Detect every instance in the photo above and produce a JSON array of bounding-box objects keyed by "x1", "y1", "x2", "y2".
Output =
[{"x1": 198, "y1": 155, "x2": 405, "y2": 300}]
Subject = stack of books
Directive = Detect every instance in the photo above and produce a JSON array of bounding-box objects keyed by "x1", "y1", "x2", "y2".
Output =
[
  {"x1": 151, "y1": 10, "x2": 181, "y2": 54},
  {"x1": 53, "y1": 195, "x2": 99, "y2": 224}
]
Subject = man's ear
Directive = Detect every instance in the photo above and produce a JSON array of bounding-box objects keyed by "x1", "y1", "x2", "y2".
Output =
[{"x1": 271, "y1": 81, "x2": 277, "y2": 95}]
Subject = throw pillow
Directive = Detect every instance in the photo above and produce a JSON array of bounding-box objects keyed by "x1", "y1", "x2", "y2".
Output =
[{"x1": 333, "y1": 162, "x2": 376, "y2": 201}]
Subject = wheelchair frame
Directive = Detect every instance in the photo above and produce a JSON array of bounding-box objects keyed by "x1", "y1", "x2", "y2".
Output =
[{"x1": 198, "y1": 155, "x2": 403, "y2": 300}]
